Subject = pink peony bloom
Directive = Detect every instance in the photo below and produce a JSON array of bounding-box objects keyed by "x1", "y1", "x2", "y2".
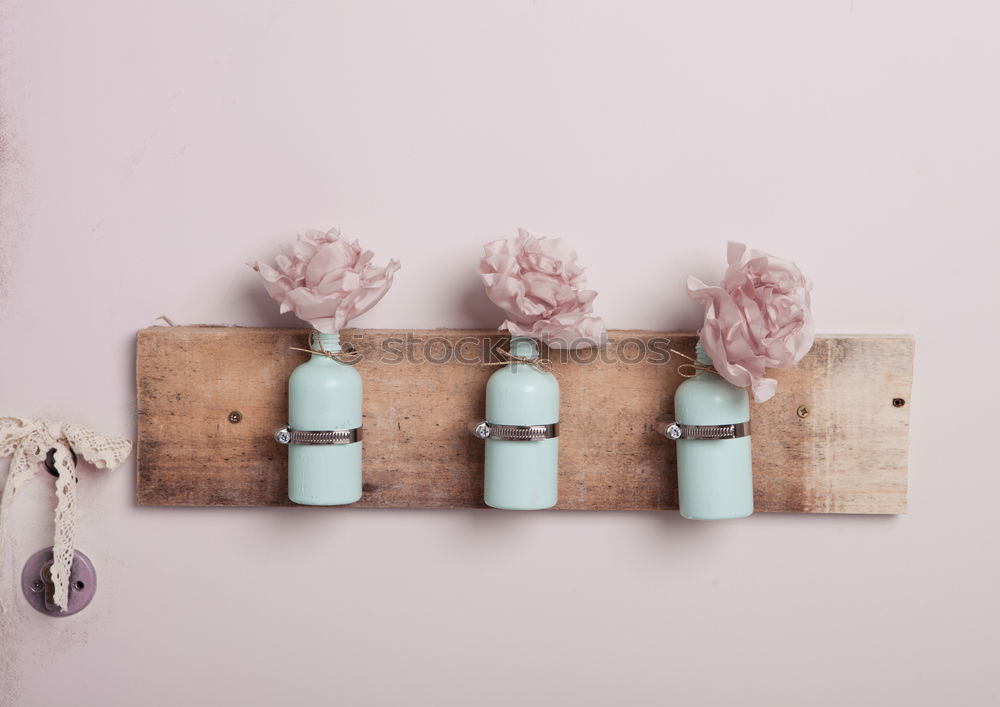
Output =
[
  {"x1": 479, "y1": 229, "x2": 606, "y2": 349},
  {"x1": 687, "y1": 242, "x2": 814, "y2": 403},
  {"x1": 249, "y1": 228, "x2": 400, "y2": 334}
]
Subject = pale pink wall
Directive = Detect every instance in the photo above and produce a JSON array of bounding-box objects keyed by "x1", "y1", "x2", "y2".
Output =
[{"x1": 1, "y1": 1, "x2": 997, "y2": 705}]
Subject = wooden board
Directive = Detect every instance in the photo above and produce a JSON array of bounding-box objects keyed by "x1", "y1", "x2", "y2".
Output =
[{"x1": 135, "y1": 327, "x2": 913, "y2": 513}]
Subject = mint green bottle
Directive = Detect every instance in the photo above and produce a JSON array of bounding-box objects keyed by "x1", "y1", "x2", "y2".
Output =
[
  {"x1": 280, "y1": 332, "x2": 363, "y2": 506},
  {"x1": 476, "y1": 336, "x2": 560, "y2": 510},
  {"x1": 668, "y1": 343, "x2": 753, "y2": 520}
]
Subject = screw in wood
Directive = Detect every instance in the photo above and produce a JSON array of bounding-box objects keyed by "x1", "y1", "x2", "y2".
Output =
[
  {"x1": 892, "y1": 398, "x2": 906, "y2": 408},
  {"x1": 796, "y1": 405, "x2": 810, "y2": 418},
  {"x1": 228, "y1": 411, "x2": 243, "y2": 424}
]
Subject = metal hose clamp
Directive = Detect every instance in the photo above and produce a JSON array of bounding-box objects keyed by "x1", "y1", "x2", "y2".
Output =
[
  {"x1": 274, "y1": 426, "x2": 363, "y2": 445},
  {"x1": 660, "y1": 421, "x2": 751, "y2": 441},
  {"x1": 469, "y1": 420, "x2": 559, "y2": 442}
]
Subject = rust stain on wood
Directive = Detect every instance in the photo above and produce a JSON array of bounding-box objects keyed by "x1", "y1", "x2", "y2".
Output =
[{"x1": 135, "y1": 327, "x2": 913, "y2": 514}]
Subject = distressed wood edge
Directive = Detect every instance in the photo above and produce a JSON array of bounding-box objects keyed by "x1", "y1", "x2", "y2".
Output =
[
  {"x1": 894, "y1": 334, "x2": 915, "y2": 515},
  {"x1": 136, "y1": 325, "x2": 919, "y2": 335},
  {"x1": 135, "y1": 329, "x2": 154, "y2": 506},
  {"x1": 131, "y1": 499, "x2": 906, "y2": 514},
  {"x1": 135, "y1": 325, "x2": 917, "y2": 343}
]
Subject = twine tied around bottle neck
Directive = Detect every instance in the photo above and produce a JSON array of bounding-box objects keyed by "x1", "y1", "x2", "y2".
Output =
[
  {"x1": 484, "y1": 346, "x2": 556, "y2": 373},
  {"x1": 289, "y1": 332, "x2": 362, "y2": 365},
  {"x1": 670, "y1": 348, "x2": 716, "y2": 378}
]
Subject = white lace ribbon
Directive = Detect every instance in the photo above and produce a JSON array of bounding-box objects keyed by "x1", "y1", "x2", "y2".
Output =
[{"x1": 0, "y1": 417, "x2": 131, "y2": 612}]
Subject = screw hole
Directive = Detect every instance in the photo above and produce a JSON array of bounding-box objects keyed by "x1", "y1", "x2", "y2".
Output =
[
  {"x1": 892, "y1": 398, "x2": 906, "y2": 408},
  {"x1": 74, "y1": 581, "x2": 85, "y2": 591},
  {"x1": 228, "y1": 411, "x2": 243, "y2": 424}
]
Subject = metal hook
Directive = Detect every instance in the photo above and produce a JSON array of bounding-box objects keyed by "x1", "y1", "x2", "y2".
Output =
[{"x1": 42, "y1": 447, "x2": 78, "y2": 478}]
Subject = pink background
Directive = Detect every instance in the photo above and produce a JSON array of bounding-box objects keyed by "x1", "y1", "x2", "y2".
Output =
[{"x1": 1, "y1": 1, "x2": 998, "y2": 705}]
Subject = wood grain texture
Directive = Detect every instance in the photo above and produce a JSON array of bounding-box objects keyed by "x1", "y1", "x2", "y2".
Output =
[{"x1": 135, "y1": 327, "x2": 913, "y2": 513}]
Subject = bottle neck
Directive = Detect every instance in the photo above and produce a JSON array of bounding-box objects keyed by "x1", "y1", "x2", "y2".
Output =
[
  {"x1": 694, "y1": 341, "x2": 713, "y2": 366},
  {"x1": 312, "y1": 332, "x2": 342, "y2": 356},
  {"x1": 509, "y1": 336, "x2": 539, "y2": 361}
]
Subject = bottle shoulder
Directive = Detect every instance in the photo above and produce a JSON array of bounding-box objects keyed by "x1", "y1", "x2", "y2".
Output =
[
  {"x1": 289, "y1": 358, "x2": 363, "y2": 384},
  {"x1": 487, "y1": 364, "x2": 559, "y2": 395},
  {"x1": 675, "y1": 373, "x2": 749, "y2": 420},
  {"x1": 486, "y1": 363, "x2": 559, "y2": 423}
]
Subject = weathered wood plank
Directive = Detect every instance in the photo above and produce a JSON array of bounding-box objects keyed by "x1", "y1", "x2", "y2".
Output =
[{"x1": 135, "y1": 327, "x2": 913, "y2": 513}]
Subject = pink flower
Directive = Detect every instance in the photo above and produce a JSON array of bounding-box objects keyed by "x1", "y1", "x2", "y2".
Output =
[
  {"x1": 687, "y1": 242, "x2": 814, "y2": 403},
  {"x1": 249, "y1": 228, "x2": 400, "y2": 334},
  {"x1": 479, "y1": 229, "x2": 606, "y2": 349}
]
